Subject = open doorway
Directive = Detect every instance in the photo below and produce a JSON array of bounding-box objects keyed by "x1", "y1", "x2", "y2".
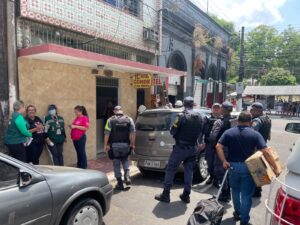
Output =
[{"x1": 96, "y1": 77, "x2": 119, "y2": 156}]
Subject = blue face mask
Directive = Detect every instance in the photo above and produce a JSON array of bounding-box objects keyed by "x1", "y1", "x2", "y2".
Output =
[{"x1": 49, "y1": 109, "x2": 56, "y2": 116}]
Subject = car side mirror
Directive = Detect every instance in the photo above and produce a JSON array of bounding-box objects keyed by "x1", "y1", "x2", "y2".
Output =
[
  {"x1": 285, "y1": 123, "x2": 300, "y2": 134},
  {"x1": 19, "y1": 171, "x2": 32, "y2": 187}
]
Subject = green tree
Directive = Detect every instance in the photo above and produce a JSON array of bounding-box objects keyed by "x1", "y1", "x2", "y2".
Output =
[
  {"x1": 260, "y1": 67, "x2": 297, "y2": 85},
  {"x1": 244, "y1": 25, "x2": 281, "y2": 79}
]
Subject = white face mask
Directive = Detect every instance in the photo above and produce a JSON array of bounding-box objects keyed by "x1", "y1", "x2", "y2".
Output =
[{"x1": 49, "y1": 109, "x2": 56, "y2": 116}]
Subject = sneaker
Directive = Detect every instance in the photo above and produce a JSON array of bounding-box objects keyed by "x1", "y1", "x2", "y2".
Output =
[
  {"x1": 240, "y1": 221, "x2": 252, "y2": 225},
  {"x1": 233, "y1": 211, "x2": 240, "y2": 221},
  {"x1": 179, "y1": 193, "x2": 190, "y2": 204},
  {"x1": 155, "y1": 190, "x2": 170, "y2": 203}
]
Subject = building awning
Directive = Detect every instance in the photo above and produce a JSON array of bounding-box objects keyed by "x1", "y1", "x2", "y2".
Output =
[
  {"x1": 18, "y1": 44, "x2": 186, "y2": 77},
  {"x1": 243, "y1": 86, "x2": 300, "y2": 96}
]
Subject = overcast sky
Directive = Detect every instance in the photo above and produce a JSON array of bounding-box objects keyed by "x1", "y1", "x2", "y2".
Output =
[{"x1": 191, "y1": 0, "x2": 299, "y2": 30}]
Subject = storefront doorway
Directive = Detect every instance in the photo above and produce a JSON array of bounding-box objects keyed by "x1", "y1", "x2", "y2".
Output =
[{"x1": 96, "y1": 77, "x2": 119, "y2": 156}]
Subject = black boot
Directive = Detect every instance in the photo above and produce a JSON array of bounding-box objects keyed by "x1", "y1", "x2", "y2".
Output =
[
  {"x1": 115, "y1": 178, "x2": 124, "y2": 191},
  {"x1": 218, "y1": 189, "x2": 231, "y2": 203},
  {"x1": 155, "y1": 190, "x2": 170, "y2": 203},
  {"x1": 179, "y1": 191, "x2": 190, "y2": 204},
  {"x1": 205, "y1": 175, "x2": 214, "y2": 185},
  {"x1": 124, "y1": 170, "x2": 131, "y2": 185}
]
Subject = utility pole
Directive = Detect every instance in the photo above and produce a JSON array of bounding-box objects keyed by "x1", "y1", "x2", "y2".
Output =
[
  {"x1": 0, "y1": 0, "x2": 9, "y2": 152},
  {"x1": 237, "y1": 26, "x2": 245, "y2": 111}
]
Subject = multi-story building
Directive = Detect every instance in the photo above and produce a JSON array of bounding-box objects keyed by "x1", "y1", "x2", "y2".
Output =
[
  {"x1": 15, "y1": 0, "x2": 185, "y2": 165},
  {"x1": 160, "y1": 0, "x2": 231, "y2": 107}
]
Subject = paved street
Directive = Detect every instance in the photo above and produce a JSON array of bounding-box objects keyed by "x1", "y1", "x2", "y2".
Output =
[{"x1": 104, "y1": 118, "x2": 299, "y2": 225}]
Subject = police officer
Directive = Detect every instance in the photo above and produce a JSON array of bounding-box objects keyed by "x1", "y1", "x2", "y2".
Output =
[
  {"x1": 209, "y1": 101, "x2": 233, "y2": 202},
  {"x1": 155, "y1": 96, "x2": 204, "y2": 203},
  {"x1": 216, "y1": 111, "x2": 267, "y2": 225},
  {"x1": 250, "y1": 102, "x2": 272, "y2": 197},
  {"x1": 104, "y1": 106, "x2": 136, "y2": 190},
  {"x1": 203, "y1": 103, "x2": 221, "y2": 186}
]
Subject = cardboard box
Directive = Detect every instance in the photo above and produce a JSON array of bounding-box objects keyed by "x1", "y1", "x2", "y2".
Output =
[
  {"x1": 245, "y1": 151, "x2": 276, "y2": 187},
  {"x1": 263, "y1": 147, "x2": 283, "y2": 177}
]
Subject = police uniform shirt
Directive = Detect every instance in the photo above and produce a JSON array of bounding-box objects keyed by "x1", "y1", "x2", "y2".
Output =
[
  {"x1": 104, "y1": 114, "x2": 136, "y2": 136},
  {"x1": 218, "y1": 126, "x2": 267, "y2": 162},
  {"x1": 252, "y1": 117, "x2": 263, "y2": 131}
]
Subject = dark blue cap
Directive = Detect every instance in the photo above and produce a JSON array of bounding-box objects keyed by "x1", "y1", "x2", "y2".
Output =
[
  {"x1": 184, "y1": 96, "x2": 194, "y2": 103},
  {"x1": 251, "y1": 102, "x2": 263, "y2": 109},
  {"x1": 222, "y1": 101, "x2": 233, "y2": 110}
]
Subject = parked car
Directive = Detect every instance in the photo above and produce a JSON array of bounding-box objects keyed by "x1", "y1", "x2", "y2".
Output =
[
  {"x1": 131, "y1": 108, "x2": 208, "y2": 183},
  {"x1": 265, "y1": 122, "x2": 300, "y2": 225},
  {"x1": 0, "y1": 152, "x2": 112, "y2": 225}
]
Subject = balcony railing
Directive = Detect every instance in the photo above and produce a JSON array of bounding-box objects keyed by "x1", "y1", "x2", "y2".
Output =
[{"x1": 17, "y1": 19, "x2": 153, "y2": 64}]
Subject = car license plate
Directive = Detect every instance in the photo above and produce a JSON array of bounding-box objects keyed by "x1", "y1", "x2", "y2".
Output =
[{"x1": 144, "y1": 160, "x2": 160, "y2": 168}]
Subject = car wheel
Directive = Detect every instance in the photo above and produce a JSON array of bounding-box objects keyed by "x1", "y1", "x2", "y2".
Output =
[
  {"x1": 193, "y1": 154, "x2": 208, "y2": 184},
  {"x1": 63, "y1": 198, "x2": 103, "y2": 225}
]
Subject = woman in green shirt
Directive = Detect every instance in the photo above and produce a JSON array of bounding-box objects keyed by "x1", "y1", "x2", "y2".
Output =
[
  {"x1": 45, "y1": 104, "x2": 66, "y2": 166},
  {"x1": 4, "y1": 100, "x2": 32, "y2": 162}
]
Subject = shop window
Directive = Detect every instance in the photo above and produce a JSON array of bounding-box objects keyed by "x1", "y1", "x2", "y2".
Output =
[{"x1": 0, "y1": 161, "x2": 19, "y2": 189}]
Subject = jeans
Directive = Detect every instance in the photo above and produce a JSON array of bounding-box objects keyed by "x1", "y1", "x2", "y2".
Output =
[
  {"x1": 113, "y1": 157, "x2": 129, "y2": 179},
  {"x1": 73, "y1": 134, "x2": 87, "y2": 169},
  {"x1": 229, "y1": 162, "x2": 255, "y2": 223},
  {"x1": 6, "y1": 143, "x2": 26, "y2": 162},
  {"x1": 26, "y1": 142, "x2": 44, "y2": 165},
  {"x1": 164, "y1": 145, "x2": 197, "y2": 193},
  {"x1": 48, "y1": 143, "x2": 64, "y2": 166}
]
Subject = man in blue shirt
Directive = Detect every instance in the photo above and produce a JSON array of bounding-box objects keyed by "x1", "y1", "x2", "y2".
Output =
[{"x1": 216, "y1": 111, "x2": 267, "y2": 225}]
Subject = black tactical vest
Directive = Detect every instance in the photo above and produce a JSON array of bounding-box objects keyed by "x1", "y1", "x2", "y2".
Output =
[
  {"x1": 216, "y1": 115, "x2": 232, "y2": 141},
  {"x1": 175, "y1": 111, "x2": 202, "y2": 146},
  {"x1": 109, "y1": 115, "x2": 131, "y2": 144},
  {"x1": 258, "y1": 115, "x2": 271, "y2": 141}
]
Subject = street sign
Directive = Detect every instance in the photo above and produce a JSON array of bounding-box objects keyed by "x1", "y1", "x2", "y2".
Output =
[
  {"x1": 236, "y1": 82, "x2": 244, "y2": 94},
  {"x1": 132, "y1": 74, "x2": 152, "y2": 88}
]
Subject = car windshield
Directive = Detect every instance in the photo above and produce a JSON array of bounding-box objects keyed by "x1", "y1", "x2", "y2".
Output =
[{"x1": 136, "y1": 112, "x2": 178, "y2": 131}]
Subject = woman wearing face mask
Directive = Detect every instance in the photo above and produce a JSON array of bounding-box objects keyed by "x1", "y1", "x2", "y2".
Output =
[
  {"x1": 25, "y1": 105, "x2": 45, "y2": 165},
  {"x1": 70, "y1": 105, "x2": 89, "y2": 169},
  {"x1": 45, "y1": 104, "x2": 66, "y2": 166},
  {"x1": 4, "y1": 100, "x2": 32, "y2": 162}
]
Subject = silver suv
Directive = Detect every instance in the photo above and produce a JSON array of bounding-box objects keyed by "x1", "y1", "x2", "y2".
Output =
[{"x1": 131, "y1": 108, "x2": 208, "y2": 183}]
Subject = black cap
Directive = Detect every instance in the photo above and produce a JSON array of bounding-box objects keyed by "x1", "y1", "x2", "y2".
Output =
[
  {"x1": 251, "y1": 102, "x2": 263, "y2": 110},
  {"x1": 222, "y1": 101, "x2": 233, "y2": 111},
  {"x1": 184, "y1": 96, "x2": 194, "y2": 108}
]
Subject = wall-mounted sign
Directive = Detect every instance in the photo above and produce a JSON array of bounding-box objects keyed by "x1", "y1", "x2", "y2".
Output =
[
  {"x1": 152, "y1": 75, "x2": 162, "y2": 86},
  {"x1": 132, "y1": 74, "x2": 152, "y2": 88}
]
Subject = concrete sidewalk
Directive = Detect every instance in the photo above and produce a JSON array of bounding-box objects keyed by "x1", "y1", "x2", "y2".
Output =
[{"x1": 86, "y1": 156, "x2": 140, "y2": 184}]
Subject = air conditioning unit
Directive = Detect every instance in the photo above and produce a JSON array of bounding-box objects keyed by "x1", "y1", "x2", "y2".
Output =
[{"x1": 143, "y1": 28, "x2": 159, "y2": 43}]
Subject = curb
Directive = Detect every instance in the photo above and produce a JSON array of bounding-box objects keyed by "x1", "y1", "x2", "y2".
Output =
[{"x1": 107, "y1": 165, "x2": 140, "y2": 184}]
